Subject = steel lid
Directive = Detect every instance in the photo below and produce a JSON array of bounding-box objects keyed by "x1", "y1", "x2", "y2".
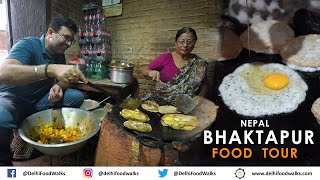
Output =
[{"x1": 109, "y1": 62, "x2": 134, "y2": 70}]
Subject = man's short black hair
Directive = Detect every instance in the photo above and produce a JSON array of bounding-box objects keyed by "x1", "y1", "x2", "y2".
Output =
[{"x1": 49, "y1": 15, "x2": 77, "y2": 33}]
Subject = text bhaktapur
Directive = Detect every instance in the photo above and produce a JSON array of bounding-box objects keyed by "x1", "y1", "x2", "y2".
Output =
[{"x1": 203, "y1": 130, "x2": 314, "y2": 159}]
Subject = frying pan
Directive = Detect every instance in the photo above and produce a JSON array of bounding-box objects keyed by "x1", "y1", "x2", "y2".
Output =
[{"x1": 108, "y1": 96, "x2": 218, "y2": 148}]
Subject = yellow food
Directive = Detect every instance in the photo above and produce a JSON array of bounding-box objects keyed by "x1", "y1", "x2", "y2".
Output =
[
  {"x1": 120, "y1": 109, "x2": 150, "y2": 122},
  {"x1": 158, "y1": 105, "x2": 181, "y2": 114},
  {"x1": 263, "y1": 73, "x2": 289, "y2": 90},
  {"x1": 29, "y1": 124, "x2": 84, "y2": 144},
  {"x1": 141, "y1": 100, "x2": 159, "y2": 112},
  {"x1": 161, "y1": 114, "x2": 198, "y2": 130},
  {"x1": 123, "y1": 120, "x2": 152, "y2": 132}
]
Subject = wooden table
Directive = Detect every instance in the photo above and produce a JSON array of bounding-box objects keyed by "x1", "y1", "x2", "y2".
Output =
[{"x1": 71, "y1": 78, "x2": 138, "y2": 100}]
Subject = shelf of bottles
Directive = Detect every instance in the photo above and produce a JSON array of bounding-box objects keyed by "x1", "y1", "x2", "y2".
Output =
[{"x1": 79, "y1": 3, "x2": 111, "y2": 79}]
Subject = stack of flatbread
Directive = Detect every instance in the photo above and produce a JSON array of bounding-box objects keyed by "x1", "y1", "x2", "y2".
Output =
[
  {"x1": 210, "y1": 28, "x2": 243, "y2": 61},
  {"x1": 240, "y1": 20, "x2": 294, "y2": 54},
  {"x1": 280, "y1": 34, "x2": 320, "y2": 72},
  {"x1": 311, "y1": 97, "x2": 320, "y2": 125}
]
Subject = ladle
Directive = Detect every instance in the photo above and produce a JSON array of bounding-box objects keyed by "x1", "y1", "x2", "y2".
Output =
[
  {"x1": 175, "y1": 94, "x2": 198, "y2": 114},
  {"x1": 98, "y1": 96, "x2": 111, "y2": 106}
]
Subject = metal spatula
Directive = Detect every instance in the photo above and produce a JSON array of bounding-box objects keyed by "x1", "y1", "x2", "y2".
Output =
[{"x1": 175, "y1": 94, "x2": 198, "y2": 114}]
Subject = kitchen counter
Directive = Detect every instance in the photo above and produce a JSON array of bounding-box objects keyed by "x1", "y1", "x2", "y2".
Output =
[{"x1": 71, "y1": 78, "x2": 138, "y2": 100}]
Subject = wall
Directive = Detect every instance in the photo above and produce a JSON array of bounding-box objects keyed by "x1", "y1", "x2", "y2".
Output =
[
  {"x1": 105, "y1": 0, "x2": 224, "y2": 93},
  {"x1": 51, "y1": 0, "x2": 88, "y2": 62},
  {"x1": 8, "y1": 0, "x2": 49, "y2": 47},
  {"x1": 0, "y1": 30, "x2": 7, "y2": 50}
]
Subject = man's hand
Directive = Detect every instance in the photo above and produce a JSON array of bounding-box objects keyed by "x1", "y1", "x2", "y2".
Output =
[
  {"x1": 49, "y1": 84, "x2": 63, "y2": 102},
  {"x1": 48, "y1": 64, "x2": 88, "y2": 84},
  {"x1": 148, "y1": 70, "x2": 160, "y2": 81}
]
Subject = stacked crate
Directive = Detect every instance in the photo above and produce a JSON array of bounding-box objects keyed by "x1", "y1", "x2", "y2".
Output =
[{"x1": 79, "y1": 3, "x2": 111, "y2": 79}]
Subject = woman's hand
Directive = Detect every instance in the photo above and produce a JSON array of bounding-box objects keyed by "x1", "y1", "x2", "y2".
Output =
[
  {"x1": 48, "y1": 84, "x2": 63, "y2": 102},
  {"x1": 148, "y1": 70, "x2": 160, "y2": 81}
]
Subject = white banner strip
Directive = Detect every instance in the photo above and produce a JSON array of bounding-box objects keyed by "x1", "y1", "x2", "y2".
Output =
[{"x1": 0, "y1": 166, "x2": 319, "y2": 180}]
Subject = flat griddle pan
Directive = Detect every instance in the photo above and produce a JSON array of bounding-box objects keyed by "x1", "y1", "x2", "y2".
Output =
[{"x1": 108, "y1": 96, "x2": 218, "y2": 148}]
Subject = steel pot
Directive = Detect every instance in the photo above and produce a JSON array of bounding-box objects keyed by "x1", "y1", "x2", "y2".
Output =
[{"x1": 109, "y1": 62, "x2": 134, "y2": 84}]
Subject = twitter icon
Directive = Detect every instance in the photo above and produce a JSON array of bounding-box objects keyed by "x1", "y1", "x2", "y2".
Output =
[{"x1": 158, "y1": 169, "x2": 168, "y2": 178}]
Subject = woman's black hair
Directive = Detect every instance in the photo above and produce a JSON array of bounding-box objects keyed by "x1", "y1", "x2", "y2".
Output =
[
  {"x1": 175, "y1": 27, "x2": 197, "y2": 41},
  {"x1": 49, "y1": 15, "x2": 78, "y2": 33}
]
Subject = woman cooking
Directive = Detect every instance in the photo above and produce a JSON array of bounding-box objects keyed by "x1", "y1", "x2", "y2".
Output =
[{"x1": 140, "y1": 27, "x2": 208, "y2": 105}]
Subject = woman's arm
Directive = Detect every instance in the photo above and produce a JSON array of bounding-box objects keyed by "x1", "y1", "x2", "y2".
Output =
[
  {"x1": 140, "y1": 53, "x2": 170, "y2": 81},
  {"x1": 140, "y1": 65, "x2": 160, "y2": 81},
  {"x1": 140, "y1": 66, "x2": 151, "y2": 77}
]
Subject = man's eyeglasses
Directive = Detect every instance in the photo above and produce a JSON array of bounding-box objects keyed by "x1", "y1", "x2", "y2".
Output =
[
  {"x1": 177, "y1": 39, "x2": 195, "y2": 46},
  {"x1": 56, "y1": 31, "x2": 75, "y2": 45}
]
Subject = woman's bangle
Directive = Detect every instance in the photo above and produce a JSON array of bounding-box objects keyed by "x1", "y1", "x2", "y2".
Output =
[
  {"x1": 45, "y1": 64, "x2": 50, "y2": 79},
  {"x1": 34, "y1": 66, "x2": 44, "y2": 80}
]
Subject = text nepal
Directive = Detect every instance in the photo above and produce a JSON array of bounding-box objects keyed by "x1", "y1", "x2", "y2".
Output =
[{"x1": 203, "y1": 120, "x2": 314, "y2": 159}]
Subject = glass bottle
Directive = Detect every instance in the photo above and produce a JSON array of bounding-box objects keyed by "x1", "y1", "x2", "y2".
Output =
[
  {"x1": 96, "y1": 63, "x2": 106, "y2": 80},
  {"x1": 89, "y1": 61, "x2": 96, "y2": 79}
]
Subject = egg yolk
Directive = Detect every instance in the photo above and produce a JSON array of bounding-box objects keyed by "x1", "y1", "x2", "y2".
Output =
[{"x1": 263, "y1": 73, "x2": 289, "y2": 90}]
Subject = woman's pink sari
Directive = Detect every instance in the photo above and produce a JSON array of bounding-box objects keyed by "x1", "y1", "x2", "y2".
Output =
[{"x1": 141, "y1": 55, "x2": 207, "y2": 105}]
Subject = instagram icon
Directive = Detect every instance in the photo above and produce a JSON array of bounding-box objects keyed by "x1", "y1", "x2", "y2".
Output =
[{"x1": 83, "y1": 168, "x2": 93, "y2": 178}]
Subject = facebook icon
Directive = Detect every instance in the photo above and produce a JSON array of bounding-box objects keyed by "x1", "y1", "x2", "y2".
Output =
[{"x1": 7, "y1": 169, "x2": 16, "y2": 178}]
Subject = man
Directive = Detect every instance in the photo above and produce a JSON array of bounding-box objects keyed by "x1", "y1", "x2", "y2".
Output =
[{"x1": 0, "y1": 15, "x2": 88, "y2": 166}]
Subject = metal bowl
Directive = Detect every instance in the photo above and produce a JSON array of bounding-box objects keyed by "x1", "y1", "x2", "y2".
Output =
[
  {"x1": 18, "y1": 108, "x2": 101, "y2": 156},
  {"x1": 80, "y1": 99, "x2": 100, "y2": 111},
  {"x1": 92, "y1": 108, "x2": 108, "y2": 121}
]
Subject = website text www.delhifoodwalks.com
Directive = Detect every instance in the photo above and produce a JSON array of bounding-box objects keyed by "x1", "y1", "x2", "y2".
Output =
[{"x1": 251, "y1": 170, "x2": 312, "y2": 176}]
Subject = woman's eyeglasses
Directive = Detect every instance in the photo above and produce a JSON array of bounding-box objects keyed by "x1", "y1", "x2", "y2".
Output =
[
  {"x1": 177, "y1": 39, "x2": 195, "y2": 46},
  {"x1": 56, "y1": 31, "x2": 75, "y2": 45}
]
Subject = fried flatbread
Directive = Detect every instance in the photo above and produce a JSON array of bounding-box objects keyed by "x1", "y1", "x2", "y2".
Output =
[
  {"x1": 141, "y1": 100, "x2": 159, "y2": 112},
  {"x1": 280, "y1": 34, "x2": 320, "y2": 72},
  {"x1": 311, "y1": 97, "x2": 320, "y2": 123},
  {"x1": 120, "y1": 109, "x2": 150, "y2": 122},
  {"x1": 161, "y1": 114, "x2": 198, "y2": 130},
  {"x1": 158, "y1": 105, "x2": 181, "y2": 114},
  {"x1": 123, "y1": 120, "x2": 152, "y2": 133},
  {"x1": 210, "y1": 29, "x2": 243, "y2": 61},
  {"x1": 240, "y1": 20, "x2": 294, "y2": 54}
]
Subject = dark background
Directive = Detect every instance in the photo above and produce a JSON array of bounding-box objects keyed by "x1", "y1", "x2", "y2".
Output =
[{"x1": 180, "y1": 50, "x2": 320, "y2": 166}]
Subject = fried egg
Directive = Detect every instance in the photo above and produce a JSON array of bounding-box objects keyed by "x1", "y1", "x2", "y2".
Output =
[{"x1": 219, "y1": 63, "x2": 308, "y2": 117}]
